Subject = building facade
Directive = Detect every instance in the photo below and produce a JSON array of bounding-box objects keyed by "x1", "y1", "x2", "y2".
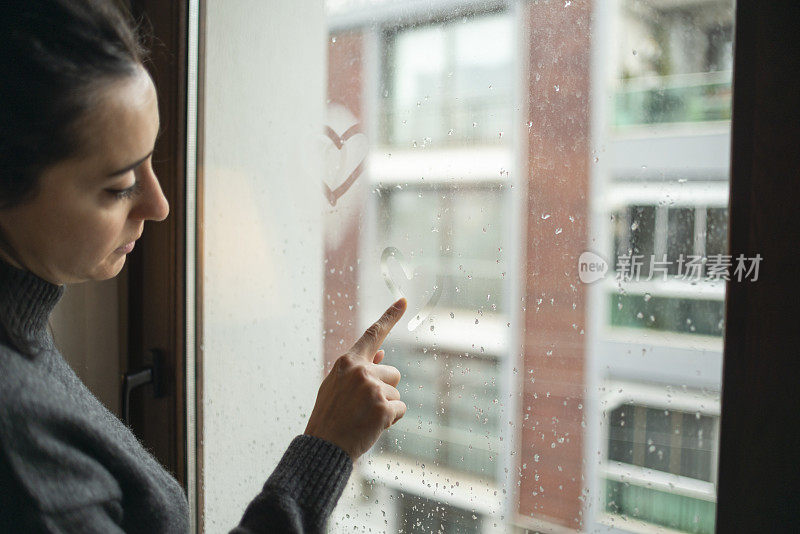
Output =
[{"x1": 322, "y1": 1, "x2": 733, "y2": 532}]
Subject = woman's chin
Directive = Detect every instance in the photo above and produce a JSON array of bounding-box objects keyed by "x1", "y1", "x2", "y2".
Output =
[{"x1": 87, "y1": 255, "x2": 127, "y2": 282}]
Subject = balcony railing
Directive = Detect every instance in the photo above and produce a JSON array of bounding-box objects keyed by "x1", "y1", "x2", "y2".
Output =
[{"x1": 614, "y1": 70, "x2": 732, "y2": 127}]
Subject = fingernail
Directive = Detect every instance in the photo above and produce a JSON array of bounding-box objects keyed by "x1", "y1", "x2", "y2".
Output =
[{"x1": 394, "y1": 297, "x2": 406, "y2": 309}]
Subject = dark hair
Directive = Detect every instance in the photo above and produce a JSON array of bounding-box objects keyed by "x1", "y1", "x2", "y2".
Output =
[{"x1": 0, "y1": 0, "x2": 148, "y2": 209}]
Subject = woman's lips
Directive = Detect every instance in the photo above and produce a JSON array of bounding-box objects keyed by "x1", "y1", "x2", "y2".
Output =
[{"x1": 116, "y1": 240, "x2": 136, "y2": 254}]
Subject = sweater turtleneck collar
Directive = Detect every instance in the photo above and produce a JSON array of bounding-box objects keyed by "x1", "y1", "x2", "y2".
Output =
[{"x1": 0, "y1": 257, "x2": 65, "y2": 356}]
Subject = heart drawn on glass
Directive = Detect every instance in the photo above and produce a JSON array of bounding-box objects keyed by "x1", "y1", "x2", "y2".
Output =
[
  {"x1": 380, "y1": 246, "x2": 444, "y2": 331},
  {"x1": 319, "y1": 124, "x2": 368, "y2": 206}
]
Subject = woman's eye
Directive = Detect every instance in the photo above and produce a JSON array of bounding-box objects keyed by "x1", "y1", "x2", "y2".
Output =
[{"x1": 108, "y1": 180, "x2": 142, "y2": 200}]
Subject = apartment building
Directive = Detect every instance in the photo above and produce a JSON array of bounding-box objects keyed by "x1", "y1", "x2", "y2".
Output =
[{"x1": 321, "y1": 1, "x2": 733, "y2": 532}]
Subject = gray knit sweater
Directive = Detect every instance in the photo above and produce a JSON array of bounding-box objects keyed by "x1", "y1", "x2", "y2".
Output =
[{"x1": 0, "y1": 258, "x2": 353, "y2": 533}]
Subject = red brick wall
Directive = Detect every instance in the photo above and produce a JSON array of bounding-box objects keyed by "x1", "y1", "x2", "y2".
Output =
[
  {"x1": 517, "y1": 0, "x2": 592, "y2": 528},
  {"x1": 324, "y1": 31, "x2": 365, "y2": 369}
]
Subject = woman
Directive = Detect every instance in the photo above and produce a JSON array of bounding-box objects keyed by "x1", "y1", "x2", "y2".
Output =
[{"x1": 0, "y1": 1, "x2": 408, "y2": 532}]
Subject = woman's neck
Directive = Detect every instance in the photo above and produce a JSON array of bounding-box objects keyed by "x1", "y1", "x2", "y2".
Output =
[
  {"x1": 0, "y1": 226, "x2": 62, "y2": 285},
  {"x1": 0, "y1": 226, "x2": 29, "y2": 271}
]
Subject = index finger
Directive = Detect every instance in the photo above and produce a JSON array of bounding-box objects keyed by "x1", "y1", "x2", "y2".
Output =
[{"x1": 350, "y1": 298, "x2": 407, "y2": 358}]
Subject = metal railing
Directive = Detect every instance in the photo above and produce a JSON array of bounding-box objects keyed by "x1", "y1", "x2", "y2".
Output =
[{"x1": 614, "y1": 70, "x2": 733, "y2": 127}]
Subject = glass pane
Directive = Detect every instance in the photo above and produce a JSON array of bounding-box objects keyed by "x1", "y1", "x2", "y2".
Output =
[
  {"x1": 613, "y1": 0, "x2": 734, "y2": 126},
  {"x1": 667, "y1": 207, "x2": 695, "y2": 274},
  {"x1": 200, "y1": 0, "x2": 736, "y2": 532},
  {"x1": 384, "y1": 14, "x2": 513, "y2": 147}
]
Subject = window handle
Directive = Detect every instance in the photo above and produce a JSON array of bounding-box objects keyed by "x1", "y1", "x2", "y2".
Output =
[{"x1": 121, "y1": 348, "x2": 166, "y2": 426}]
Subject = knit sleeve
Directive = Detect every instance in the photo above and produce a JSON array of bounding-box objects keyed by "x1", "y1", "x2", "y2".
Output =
[{"x1": 230, "y1": 434, "x2": 354, "y2": 534}]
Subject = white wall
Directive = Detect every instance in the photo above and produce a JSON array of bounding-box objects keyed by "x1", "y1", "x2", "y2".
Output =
[{"x1": 201, "y1": 1, "x2": 326, "y2": 531}]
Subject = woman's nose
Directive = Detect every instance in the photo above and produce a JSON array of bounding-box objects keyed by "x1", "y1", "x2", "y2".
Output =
[{"x1": 131, "y1": 165, "x2": 169, "y2": 222}]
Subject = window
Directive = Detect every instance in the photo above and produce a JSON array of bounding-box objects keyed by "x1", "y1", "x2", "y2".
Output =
[
  {"x1": 608, "y1": 195, "x2": 728, "y2": 337},
  {"x1": 600, "y1": 382, "x2": 720, "y2": 533},
  {"x1": 381, "y1": 13, "x2": 514, "y2": 147},
  {"x1": 378, "y1": 184, "x2": 508, "y2": 314},
  {"x1": 400, "y1": 494, "x2": 482, "y2": 534},
  {"x1": 614, "y1": 0, "x2": 734, "y2": 127},
  {"x1": 198, "y1": 0, "x2": 737, "y2": 532},
  {"x1": 365, "y1": 13, "x2": 513, "y2": 497},
  {"x1": 328, "y1": 1, "x2": 734, "y2": 531},
  {"x1": 378, "y1": 347, "x2": 502, "y2": 480}
]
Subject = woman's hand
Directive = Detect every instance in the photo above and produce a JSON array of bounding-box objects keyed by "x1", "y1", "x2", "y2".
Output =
[{"x1": 303, "y1": 298, "x2": 408, "y2": 462}]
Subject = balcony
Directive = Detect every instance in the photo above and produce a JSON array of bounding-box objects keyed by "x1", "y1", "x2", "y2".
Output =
[{"x1": 614, "y1": 71, "x2": 732, "y2": 127}]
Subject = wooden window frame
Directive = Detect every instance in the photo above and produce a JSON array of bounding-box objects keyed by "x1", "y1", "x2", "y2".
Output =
[
  {"x1": 124, "y1": 0, "x2": 189, "y2": 487},
  {"x1": 715, "y1": 2, "x2": 800, "y2": 530}
]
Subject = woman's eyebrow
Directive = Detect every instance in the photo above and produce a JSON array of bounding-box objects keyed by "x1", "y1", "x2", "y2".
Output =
[{"x1": 105, "y1": 150, "x2": 154, "y2": 178}]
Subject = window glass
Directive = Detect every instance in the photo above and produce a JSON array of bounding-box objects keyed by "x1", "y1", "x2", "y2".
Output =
[
  {"x1": 325, "y1": 2, "x2": 735, "y2": 532},
  {"x1": 605, "y1": 403, "x2": 719, "y2": 533},
  {"x1": 384, "y1": 13, "x2": 513, "y2": 146},
  {"x1": 614, "y1": 0, "x2": 734, "y2": 126},
  {"x1": 200, "y1": 1, "x2": 736, "y2": 532}
]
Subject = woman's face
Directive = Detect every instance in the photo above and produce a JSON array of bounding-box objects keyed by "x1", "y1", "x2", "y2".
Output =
[{"x1": 0, "y1": 65, "x2": 169, "y2": 285}]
